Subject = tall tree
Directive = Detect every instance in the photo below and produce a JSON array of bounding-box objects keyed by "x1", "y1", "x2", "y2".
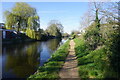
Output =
[
  {"x1": 46, "y1": 20, "x2": 63, "y2": 37},
  {"x1": 83, "y1": 2, "x2": 104, "y2": 50},
  {"x1": 27, "y1": 16, "x2": 40, "y2": 31},
  {"x1": 4, "y1": 2, "x2": 40, "y2": 32}
]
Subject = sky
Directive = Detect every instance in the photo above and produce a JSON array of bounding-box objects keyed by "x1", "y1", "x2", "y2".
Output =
[
  {"x1": 0, "y1": 0, "x2": 119, "y2": 33},
  {"x1": 1, "y1": 2, "x2": 90, "y2": 33}
]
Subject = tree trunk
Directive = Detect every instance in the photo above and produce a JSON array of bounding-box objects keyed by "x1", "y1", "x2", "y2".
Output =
[{"x1": 95, "y1": 9, "x2": 100, "y2": 28}]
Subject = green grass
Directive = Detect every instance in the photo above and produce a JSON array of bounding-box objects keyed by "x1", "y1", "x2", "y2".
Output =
[
  {"x1": 27, "y1": 40, "x2": 69, "y2": 80},
  {"x1": 74, "y1": 38, "x2": 118, "y2": 79}
]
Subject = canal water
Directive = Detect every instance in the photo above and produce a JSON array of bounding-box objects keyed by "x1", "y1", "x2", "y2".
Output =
[{"x1": 1, "y1": 38, "x2": 67, "y2": 79}]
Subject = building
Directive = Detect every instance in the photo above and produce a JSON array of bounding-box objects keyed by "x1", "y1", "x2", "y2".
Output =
[
  {"x1": 0, "y1": 29, "x2": 17, "y2": 39},
  {"x1": 0, "y1": 23, "x2": 5, "y2": 29}
]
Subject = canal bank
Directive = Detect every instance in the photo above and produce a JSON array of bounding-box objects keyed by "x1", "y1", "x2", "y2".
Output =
[
  {"x1": 28, "y1": 40, "x2": 70, "y2": 79},
  {"x1": 2, "y1": 35, "x2": 63, "y2": 44}
]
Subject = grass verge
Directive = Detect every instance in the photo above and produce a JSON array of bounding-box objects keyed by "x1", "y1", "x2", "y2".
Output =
[
  {"x1": 74, "y1": 37, "x2": 118, "y2": 79},
  {"x1": 27, "y1": 40, "x2": 70, "y2": 80}
]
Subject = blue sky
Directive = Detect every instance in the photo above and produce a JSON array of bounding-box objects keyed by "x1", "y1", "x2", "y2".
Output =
[{"x1": 1, "y1": 2, "x2": 89, "y2": 33}]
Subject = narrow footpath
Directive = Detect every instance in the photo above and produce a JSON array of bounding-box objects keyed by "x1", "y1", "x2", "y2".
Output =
[{"x1": 59, "y1": 40, "x2": 80, "y2": 80}]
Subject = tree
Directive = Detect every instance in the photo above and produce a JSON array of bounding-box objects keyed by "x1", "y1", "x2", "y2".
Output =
[
  {"x1": 46, "y1": 20, "x2": 63, "y2": 38},
  {"x1": 4, "y1": 11, "x2": 18, "y2": 29},
  {"x1": 80, "y1": 10, "x2": 94, "y2": 30},
  {"x1": 88, "y1": 2, "x2": 119, "y2": 24},
  {"x1": 4, "y1": 2, "x2": 40, "y2": 32},
  {"x1": 62, "y1": 33, "x2": 69, "y2": 37},
  {"x1": 83, "y1": 2, "x2": 102, "y2": 50},
  {"x1": 100, "y1": 2, "x2": 119, "y2": 24},
  {"x1": 27, "y1": 16, "x2": 40, "y2": 31},
  {"x1": 84, "y1": 2, "x2": 120, "y2": 76}
]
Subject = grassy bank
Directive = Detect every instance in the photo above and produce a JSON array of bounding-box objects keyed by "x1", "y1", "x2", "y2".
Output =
[
  {"x1": 74, "y1": 37, "x2": 119, "y2": 79},
  {"x1": 28, "y1": 40, "x2": 69, "y2": 80}
]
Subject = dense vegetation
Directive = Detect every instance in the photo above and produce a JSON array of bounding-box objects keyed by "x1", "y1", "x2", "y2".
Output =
[
  {"x1": 74, "y1": 3, "x2": 119, "y2": 79},
  {"x1": 73, "y1": 2, "x2": 119, "y2": 79},
  {"x1": 74, "y1": 36, "x2": 119, "y2": 79},
  {"x1": 28, "y1": 40, "x2": 69, "y2": 80}
]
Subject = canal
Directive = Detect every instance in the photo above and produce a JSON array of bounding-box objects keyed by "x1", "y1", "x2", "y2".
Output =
[{"x1": 1, "y1": 38, "x2": 67, "y2": 79}]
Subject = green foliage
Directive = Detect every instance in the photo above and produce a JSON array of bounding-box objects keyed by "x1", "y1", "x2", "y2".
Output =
[
  {"x1": 84, "y1": 23, "x2": 100, "y2": 50},
  {"x1": 4, "y1": 11, "x2": 17, "y2": 29},
  {"x1": 62, "y1": 33, "x2": 69, "y2": 37},
  {"x1": 74, "y1": 2, "x2": 120, "y2": 79},
  {"x1": 46, "y1": 20, "x2": 63, "y2": 38},
  {"x1": 26, "y1": 28, "x2": 41, "y2": 40},
  {"x1": 4, "y1": 2, "x2": 40, "y2": 32},
  {"x1": 83, "y1": 7, "x2": 101, "y2": 50},
  {"x1": 29, "y1": 72, "x2": 59, "y2": 80},
  {"x1": 28, "y1": 16, "x2": 40, "y2": 31},
  {"x1": 107, "y1": 24, "x2": 120, "y2": 74},
  {"x1": 74, "y1": 37, "x2": 119, "y2": 79},
  {"x1": 99, "y1": 23, "x2": 120, "y2": 76},
  {"x1": 74, "y1": 37, "x2": 87, "y2": 55},
  {"x1": 28, "y1": 40, "x2": 70, "y2": 79},
  {"x1": 12, "y1": 2, "x2": 35, "y2": 17},
  {"x1": 70, "y1": 30, "x2": 80, "y2": 39}
]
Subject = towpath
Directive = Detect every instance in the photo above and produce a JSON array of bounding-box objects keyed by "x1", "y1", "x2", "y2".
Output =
[{"x1": 59, "y1": 40, "x2": 80, "y2": 80}]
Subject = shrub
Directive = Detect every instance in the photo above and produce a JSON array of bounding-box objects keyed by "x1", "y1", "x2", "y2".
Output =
[{"x1": 74, "y1": 37, "x2": 118, "y2": 79}]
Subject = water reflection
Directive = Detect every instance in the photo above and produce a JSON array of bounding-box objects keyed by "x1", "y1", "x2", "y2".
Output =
[
  {"x1": 40, "y1": 38, "x2": 61, "y2": 66},
  {"x1": 47, "y1": 38, "x2": 61, "y2": 51},
  {"x1": 2, "y1": 39, "x2": 63, "y2": 78},
  {"x1": 2, "y1": 42, "x2": 41, "y2": 78}
]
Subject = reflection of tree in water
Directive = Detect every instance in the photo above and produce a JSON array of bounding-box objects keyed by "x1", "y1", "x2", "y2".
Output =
[
  {"x1": 47, "y1": 39, "x2": 61, "y2": 52},
  {"x1": 3, "y1": 42, "x2": 41, "y2": 78},
  {"x1": 2, "y1": 39, "x2": 61, "y2": 78}
]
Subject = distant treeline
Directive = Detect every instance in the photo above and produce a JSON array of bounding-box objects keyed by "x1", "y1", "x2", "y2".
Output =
[{"x1": 4, "y1": 2, "x2": 68, "y2": 41}]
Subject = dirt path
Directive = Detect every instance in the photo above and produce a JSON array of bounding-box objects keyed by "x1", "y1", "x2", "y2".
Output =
[{"x1": 59, "y1": 40, "x2": 80, "y2": 79}]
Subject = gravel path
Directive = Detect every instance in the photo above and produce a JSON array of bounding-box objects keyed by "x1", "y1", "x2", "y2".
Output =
[{"x1": 59, "y1": 40, "x2": 80, "y2": 80}]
